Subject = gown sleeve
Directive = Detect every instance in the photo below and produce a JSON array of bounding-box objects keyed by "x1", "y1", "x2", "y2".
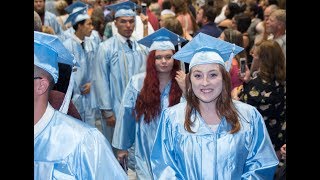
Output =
[
  {"x1": 112, "y1": 77, "x2": 137, "y2": 149},
  {"x1": 92, "y1": 42, "x2": 112, "y2": 110},
  {"x1": 241, "y1": 107, "x2": 279, "y2": 179},
  {"x1": 75, "y1": 128, "x2": 128, "y2": 180}
]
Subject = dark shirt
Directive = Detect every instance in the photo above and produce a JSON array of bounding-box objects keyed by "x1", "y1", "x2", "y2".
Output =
[
  {"x1": 53, "y1": 63, "x2": 72, "y2": 94},
  {"x1": 194, "y1": 22, "x2": 222, "y2": 38},
  {"x1": 239, "y1": 75, "x2": 286, "y2": 151}
]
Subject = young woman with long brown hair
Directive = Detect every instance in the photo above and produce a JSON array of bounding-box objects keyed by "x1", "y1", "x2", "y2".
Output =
[{"x1": 150, "y1": 33, "x2": 279, "y2": 179}]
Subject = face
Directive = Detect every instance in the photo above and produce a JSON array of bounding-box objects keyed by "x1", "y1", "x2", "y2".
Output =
[
  {"x1": 250, "y1": 45, "x2": 260, "y2": 70},
  {"x1": 231, "y1": 17, "x2": 237, "y2": 30},
  {"x1": 263, "y1": 7, "x2": 272, "y2": 22},
  {"x1": 244, "y1": 6, "x2": 251, "y2": 17},
  {"x1": 79, "y1": 19, "x2": 94, "y2": 37},
  {"x1": 224, "y1": 6, "x2": 230, "y2": 17},
  {"x1": 159, "y1": 16, "x2": 166, "y2": 27},
  {"x1": 115, "y1": 16, "x2": 135, "y2": 38},
  {"x1": 265, "y1": 14, "x2": 278, "y2": 34},
  {"x1": 196, "y1": 8, "x2": 204, "y2": 25},
  {"x1": 154, "y1": 50, "x2": 174, "y2": 73},
  {"x1": 34, "y1": 0, "x2": 45, "y2": 14},
  {"x1": 251, "y1": 46, "x2": 259, "y2": 60},
  {"x1": 219, "y1": 32, "x2": 225, "y2": 40},
  {"x1": 190, "y1": 63, "x2": 223, "y2": 104}
]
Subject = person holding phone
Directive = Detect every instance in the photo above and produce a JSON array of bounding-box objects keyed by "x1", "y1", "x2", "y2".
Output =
[
  {"x1": 236, "y1": 40, "x2": 286, "y2": 165},
  {"x1": 140, "y1": 0, "x2": 159, "y2": 31},
  {"x1": 141, "y1": 2, "x2": 147, "y2": 15},
  {"x1": 219, "y1": 28, "x2": 248, "y2": 90},
  {"x1": 239, "y1": 57, "x2": 246, "y2": 76}
]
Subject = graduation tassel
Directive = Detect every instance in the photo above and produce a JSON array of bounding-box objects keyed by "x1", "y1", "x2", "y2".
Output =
[
  {"x1": 59, "y1": 66, "x2": 76, "y2": 114},
  {"x1": 177, "y1": 35, "x2": 185, "y2": 72},
  {"x1": 178, "y1": 35, "x2": 181, "y2": 51},
  {"x1": 225, "y1": 43, "x2": 235, "y2": 72},
  {"x1": 133, "y1": 3, "x2": 137, "y2": 33}
]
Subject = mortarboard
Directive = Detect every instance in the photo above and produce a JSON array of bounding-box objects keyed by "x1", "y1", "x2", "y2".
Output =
[
  {"x1": 172, "y1": 32, "x2": 244, "y2": 71},
  {"x1": 34, "y1": 31, "x2": 79, "y2": 114},
  {"x1": 137, "y1": 27, "x2": 187, "y2": 51},
  {"x1": 64, "y1": 6, "x2": 90, "y2": 26},
  {"x1": 34, "y1": 31, "x2": 78, "y2": 83},
  {"x1": 65, "y1": 0, "x2": 88, "y2": 14},
  {"x1": 106, "y1": 1, "x2": 137, "y2": 18}
]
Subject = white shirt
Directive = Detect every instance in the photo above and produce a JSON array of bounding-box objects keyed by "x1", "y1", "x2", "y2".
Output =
[
  {"x1": 208, "y1": 123, "x2": 220, "y2": 132},
  {"x1": 111, "y1": 15, "x2": 154, "y2": 41}
]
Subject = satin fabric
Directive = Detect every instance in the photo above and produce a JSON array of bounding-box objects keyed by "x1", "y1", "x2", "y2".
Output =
[
  {"x1": 63, "y1": 35, "x2": 99, "y2": 126},
  {"x1": 92, "y1": 34, "x2": 148, "y2": 114},
  {"x1": 151, "y1": 100, "x2": 279, "y2": 180},
  {"x1": 112, "y1": 73, "x2": 183, "y2": 179},
  {"x1": 34, "y1": 104, "x2": 127, "y2": 180},
  {"x1": 92, "y1": 34, "x2": 148, "y2": 168},
  {"x1": 44, "y1": 11, "x2": 63, "y2": 35},
  {"x1": 59, "y1": 28, "x2": 101, "y2": 47}
]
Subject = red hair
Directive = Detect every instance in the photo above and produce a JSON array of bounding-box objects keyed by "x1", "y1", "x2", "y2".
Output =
[{"x1": 135, "y1": 50, "x2": 182, "y2": 123}]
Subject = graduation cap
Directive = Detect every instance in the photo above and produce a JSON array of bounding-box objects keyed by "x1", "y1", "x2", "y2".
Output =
[
  {"x1": 34, "y1": 31, "x2": 79, "y2": 113},
  {"x1": 34, "y1": 31, "x2": 78, "y2": 83},
  {"x1": 105, "y1": 1, "x2": 137, "y2": 18},
  {"x1": 65, "y1": 0, "x2": 88, "y2": 14},
  {"x1": 137, "y1": 27, "x2": 187, "y2": 51},
  {"x1": 172, "y1": 32, "x2": 244, "y2": 71},
  {"x1": 64, "y1": 6, "x2": 90, "y2": 26}
]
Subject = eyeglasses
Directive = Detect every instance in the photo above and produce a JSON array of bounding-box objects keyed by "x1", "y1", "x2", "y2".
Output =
[
  {"x1": 155, "y1": 55, "x2": 173, "y2": 61},
  {"x1": 34, "y1": 77, "x2": 43, "y2": 80}
]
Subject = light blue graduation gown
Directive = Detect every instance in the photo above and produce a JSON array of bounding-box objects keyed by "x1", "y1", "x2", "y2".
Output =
[
  {"x1": 92, "y1": 34, "x2": 148, "y2": 119},
  {"x1": 151, "y1": 100, "x2": 279, "y2": 180},
  {"x1": 59, "y1": 28, "x2": 101, "y2": 47},
  {"x1": 59, "y1": 27, "x2": 74, "y2": 42},
  {"x1": 63, "y1": 35, "x2": 99, "y2": 125},
  {"x1": 34, "y1": 104, "x2": 127, "y2": 180},
  {"x1": 44, "y1": 11, "x2": 63, "y2": 35},
  {"x1": 88, "y1": 30, "x2": 102, "y2": 46},
  {"x1": 112, "y1": 72, "x2": 181, "y2": 179}
]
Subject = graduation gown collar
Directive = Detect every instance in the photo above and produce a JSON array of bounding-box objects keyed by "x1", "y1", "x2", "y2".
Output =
[{"x1": 190, "y1": 110, "x2": 232, "y2": 137}]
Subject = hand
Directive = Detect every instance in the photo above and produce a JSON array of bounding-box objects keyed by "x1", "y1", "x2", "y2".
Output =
[
  {"x1": 117, "y1": 149, "x2": 128, "y2": 173},
  {"x1": 117, "y1": 149, "x2": 128, "y2": 162},
  {"x1": 231, "y1": 85, "x2": 243, "y2": 100},
  {"x1": 175, "y1": 70, "x2": 186, "y2": 95},
  {"x1": 239, "y1": 65, "x2": 251, "y2": 83},
  {"x1": 106, "y1": 115, "x2": 116, "y2": 127},
  {"x1": 183, "y1": 28, "x2": 193, "y2": 41},
  {"x1": 140, "y1": 13, "x2": 148, "y2": 25},
  {"x1": 280, "y1": 144, "x2": 286, "y2": 160},
  {"x1": 81, "y1": 83, "x2": 91, "y2": 95}
]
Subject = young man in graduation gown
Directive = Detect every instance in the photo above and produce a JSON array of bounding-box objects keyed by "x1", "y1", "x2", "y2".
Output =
[
  {"x1": 92, "y1": 0, "x2": 148, "y2": 149},
  {"x1": 34, "y1": 31, "x2": 127, "y2": 180}
]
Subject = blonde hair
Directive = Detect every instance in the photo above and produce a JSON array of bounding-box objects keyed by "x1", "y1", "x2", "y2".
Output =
[
  {"x1": 55, "y1": 0, "x2": 68, "y2": 15},
  {"x1": 42, "y1": 25, "x2": 55, "y2": 35}
]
